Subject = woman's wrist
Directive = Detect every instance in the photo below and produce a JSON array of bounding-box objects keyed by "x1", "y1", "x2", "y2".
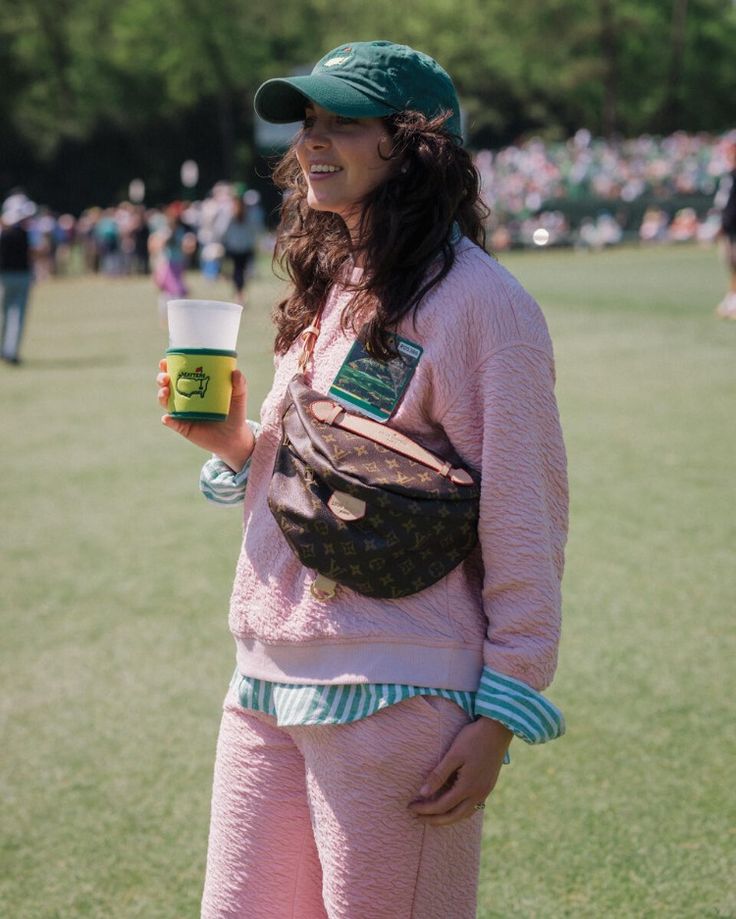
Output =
[
  {"x1": 475, "y1": 715, "x2": 513, "y2": 746},
  {"x1": 217, "y1": 427, "x2": 256, "y2": 474}
]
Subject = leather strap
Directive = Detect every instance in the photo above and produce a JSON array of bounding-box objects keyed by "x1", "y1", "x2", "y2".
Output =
[
  {"x1": 309, "y1": 399, "x2": 475, "y2": 486},
  {"x1": 297, "y1": 311, "x2": 324, "y2": 373}
]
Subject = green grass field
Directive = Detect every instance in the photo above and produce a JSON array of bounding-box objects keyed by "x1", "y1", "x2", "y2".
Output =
[{"x1": 2, "y1": 245, "x2": 735, "y2": 918}]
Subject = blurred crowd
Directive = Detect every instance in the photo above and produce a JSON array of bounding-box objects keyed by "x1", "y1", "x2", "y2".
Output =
[
  {"x1": 2, "y1": 129, "x2": 736, "y2": 282},
  {"x1": 8, "y1": 182, "x2": 268, "y2": 285},
  {"x1": 476, "y1": 128, "x2": 736, "y2": 250}
]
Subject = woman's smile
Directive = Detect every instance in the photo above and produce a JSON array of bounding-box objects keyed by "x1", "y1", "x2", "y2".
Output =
[{"x1": 308, "y1": 163, "x2": 344, "y2": 176}]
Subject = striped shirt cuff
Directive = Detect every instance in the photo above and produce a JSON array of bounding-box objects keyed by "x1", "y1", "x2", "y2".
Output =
[
  {"x1": 474, "y1": 667, "x2": 565, "y2": 744},
  {"x1": 199, "y1": 419, "x2": 261, "y2": 505}
]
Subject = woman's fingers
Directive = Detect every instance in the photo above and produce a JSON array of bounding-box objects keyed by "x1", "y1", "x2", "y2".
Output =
[
  {"x1": 156, "y1": 371, "x2": 170, "y2": 408},
  {"x1": 228, "y1": 370, "x2": 248, "y2": 416},
  {"x1": 416, "y1": 754, "x2": 461, "y2": 800},
  {"x1": 413, "y1": 798, "x2": 480, "y2": 828},
  {"x1": 409, "y1": 774, "x2": 468, "y2": 816},
  {"x1": 161, "y1": 415, "x2": 192, "y2": 438},
  {"x1": 409, "y1": 776, "x2": 485, "y2": 826}
]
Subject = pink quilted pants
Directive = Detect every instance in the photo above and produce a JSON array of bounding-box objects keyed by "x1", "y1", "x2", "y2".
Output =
[{"x1": 201, "y1": 688, "x2": 484, "y2": 919}]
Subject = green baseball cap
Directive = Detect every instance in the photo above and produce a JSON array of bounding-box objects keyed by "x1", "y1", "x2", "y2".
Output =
[{"x1": 254, "y1": 40, "x2": 462, "y2": 142}]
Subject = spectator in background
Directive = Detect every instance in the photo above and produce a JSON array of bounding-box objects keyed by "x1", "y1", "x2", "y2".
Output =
[
  {"x1": 198, "y1": 182, "x2": 235, "y2": 281},
  {"x1": 131, "y1": 206, "x2": 151, "y2": 275},
  {"x1": 54, "y1": 214, "x2": 78, "y2": 275},
  {"x1": 715, "y1": 140, "x2": 736, "y2": 319},
  {"x1": 1, "y1": 193, "x2": 36, "y2": 365},
  {"x1": 28, "y1": 207, "x2": 57, "y2": 280},
  {"x1": 222, "y1": 195, "x2": 257, "y2": 305},
  {"x1": 696, "y1": 208, "x2": 722, "y2": 245},
  {"x1": 77, "y1": 208, "x2": 102, "y2": 273},
  {"x1": 150, "y1": 202, "x2": 196, "y2": 327},
  {"x1": 639, "y1": 206, "x2": 670, "y2": 243},
  {"x1": 95, "y1": 208, "x2": 122, "y2": 276},
  {"x1": 668, "y1": 207, "x2": 699, "y2": 243}
]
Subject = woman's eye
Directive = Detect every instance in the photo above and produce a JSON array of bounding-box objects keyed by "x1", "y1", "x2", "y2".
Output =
[
  {"x1": 302, "y1": 117, "x2": 315, "y2": 129},
  {"x1": 336, "y1": 116, "x2": 357, "y2": 126}
]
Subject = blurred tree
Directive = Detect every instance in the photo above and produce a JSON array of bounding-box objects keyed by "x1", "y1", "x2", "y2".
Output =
[{"x1": 661, "y1": 0, "x2": 689, "y2": 131}]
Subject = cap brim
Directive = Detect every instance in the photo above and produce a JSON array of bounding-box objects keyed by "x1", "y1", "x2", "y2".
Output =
[{"x1": 254, "y1": 74, "x2": 397, "y2": 124}]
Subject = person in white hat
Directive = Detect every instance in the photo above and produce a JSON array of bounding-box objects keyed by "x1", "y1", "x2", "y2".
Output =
[{"x1": 1, "y1": 194, "x2": 36, "y2": 364}]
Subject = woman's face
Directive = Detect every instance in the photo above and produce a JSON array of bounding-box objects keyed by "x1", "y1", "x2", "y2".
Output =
[{"x1": 295, "y1": 104, "x2": 396, "y2": 231}]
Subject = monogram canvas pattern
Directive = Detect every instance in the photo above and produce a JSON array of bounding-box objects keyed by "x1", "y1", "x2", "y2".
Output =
[{"x1": 268, "y1": 375, "x2": 480, "y2": 599}]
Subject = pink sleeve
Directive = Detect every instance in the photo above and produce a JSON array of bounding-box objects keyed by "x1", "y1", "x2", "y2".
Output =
[{"x1": 442, "y1": 344, "x2": 569, "y2": 691}]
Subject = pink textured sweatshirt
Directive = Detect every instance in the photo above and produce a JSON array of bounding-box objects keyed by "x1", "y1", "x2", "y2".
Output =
[{"x1": 229, "y1": 239, "x2": 568, "y2": 692}]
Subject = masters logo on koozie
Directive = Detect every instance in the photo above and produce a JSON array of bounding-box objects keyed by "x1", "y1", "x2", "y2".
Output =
[{"x1": 175, "y1": 366, "x2": 210, "y2": 399}]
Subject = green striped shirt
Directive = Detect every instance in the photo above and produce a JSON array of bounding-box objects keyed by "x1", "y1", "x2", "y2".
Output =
[
  {"x1": 234, "y1": 671, "x2": 475, "y2": 726},
  {"x1": 231, "y1": 667, "x2": 564, "y2": 752}
]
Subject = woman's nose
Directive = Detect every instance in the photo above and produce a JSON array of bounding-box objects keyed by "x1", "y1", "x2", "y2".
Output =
[{"x1": 304, "y1": 127, "x2": 330, "y2": 150}]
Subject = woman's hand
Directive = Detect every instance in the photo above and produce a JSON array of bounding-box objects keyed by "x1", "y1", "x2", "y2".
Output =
[
  {"x1": 408, "y1": 716, "x2": 513, "y2": 826},
  {"x1": 157, "y1": 358, "x2": 255, "y2": 472}
]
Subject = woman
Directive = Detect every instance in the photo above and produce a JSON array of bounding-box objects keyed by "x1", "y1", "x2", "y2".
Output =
[{"x1": 157, "y1": 40, "x2": 568, "y2": 919}]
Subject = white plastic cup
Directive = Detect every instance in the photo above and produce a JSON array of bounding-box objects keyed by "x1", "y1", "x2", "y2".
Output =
[{"x1": 167, "y1": 299, "x2": 243, "y2": 350}]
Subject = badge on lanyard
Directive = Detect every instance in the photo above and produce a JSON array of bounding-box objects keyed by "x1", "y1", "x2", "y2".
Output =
[{"x1": 328, "y1": 333, "x2": 423, "y2": 423}]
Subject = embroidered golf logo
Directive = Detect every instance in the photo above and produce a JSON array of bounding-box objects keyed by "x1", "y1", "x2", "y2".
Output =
[
  {"x1": 175, "y1": 366, "x2": 210, "y2": 399},
  {"x1": 322, "y1": 47, "x2": 353, "y2": 68}
]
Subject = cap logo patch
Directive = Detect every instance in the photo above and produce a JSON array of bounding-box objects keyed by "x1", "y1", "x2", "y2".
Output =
[{"x1": 323, "y1": 49, "x2": 353, "y2": 68}]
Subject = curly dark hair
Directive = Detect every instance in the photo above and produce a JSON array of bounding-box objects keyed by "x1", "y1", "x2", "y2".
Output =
[{"x1": 271, "y1": 110, "x2": 490, "y2": 358}]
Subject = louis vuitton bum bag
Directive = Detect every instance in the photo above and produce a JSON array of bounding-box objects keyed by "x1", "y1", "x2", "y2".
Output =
[{"x1": 267, "y1": 310, "x2": 481, "y2": 600}]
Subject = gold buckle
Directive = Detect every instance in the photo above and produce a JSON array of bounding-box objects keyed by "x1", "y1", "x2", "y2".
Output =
[{"x1": 310, "y1": 574, "x2": 337, "y2": 600}]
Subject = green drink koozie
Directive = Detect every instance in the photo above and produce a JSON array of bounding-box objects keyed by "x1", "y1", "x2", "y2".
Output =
[{"x1": 166, "y1": 349, "x2": 237, "y2": 421}]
